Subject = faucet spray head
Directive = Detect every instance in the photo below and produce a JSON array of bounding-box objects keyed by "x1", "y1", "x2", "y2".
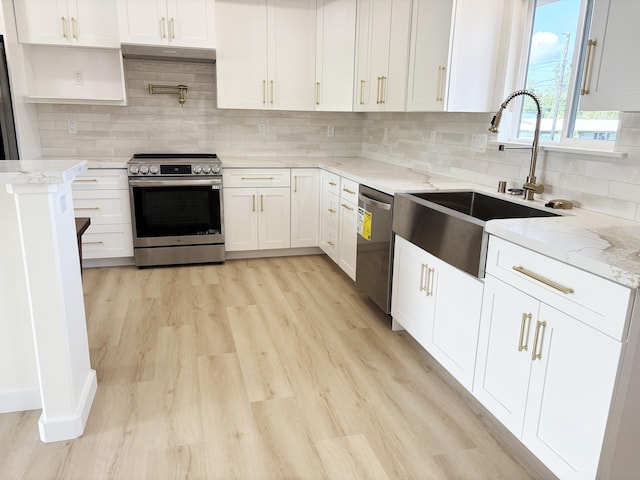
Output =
[{"x1": 489, "y1": 108, "x2": 503, "y2": 133}]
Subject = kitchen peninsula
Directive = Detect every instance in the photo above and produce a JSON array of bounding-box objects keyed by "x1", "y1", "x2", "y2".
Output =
[{"x1": 0, "y1": 159, "x2": 97, "y2": 443}]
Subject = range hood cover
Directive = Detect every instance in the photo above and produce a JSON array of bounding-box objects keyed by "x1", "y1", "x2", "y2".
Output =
[{"x1": 121, "y1": 44, "x2": 216, "y2": 63}]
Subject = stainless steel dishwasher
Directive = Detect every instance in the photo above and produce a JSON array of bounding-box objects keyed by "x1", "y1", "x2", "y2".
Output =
[{"x1": 356, "y1": 185, "x2": 394, "y2": 314}]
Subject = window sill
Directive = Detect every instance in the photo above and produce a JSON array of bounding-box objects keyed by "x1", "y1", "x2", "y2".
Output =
[{"x1": 487, "y1": 141, "x2": 627, "y2": 158}]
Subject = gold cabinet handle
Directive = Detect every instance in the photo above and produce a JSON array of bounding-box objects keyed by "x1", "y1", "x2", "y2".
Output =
[
  {"x1": 252, "y1": 194, "x2": 255, "y2": 212},
  {"x1": 436, "y1": 65, "x2": 446, "y2": 102},
  {"x1": 294, "y1": 175, "x2": 298, "y2": 193},
  {"x1": 581, "y1": 39, "x2": 597, "y2": 95},
  {"x1": 260, "y1": 194, "x2": 264, "y2": 212},
  {"x1": 74, "y1": 206, "x2": 100, "y2": 210},
  {"x1": 170, "y1": 17, "x2": 175, "y2": 39},
  {"x1": 419, "y1": 263, "x2": 427, "y2": 292},
  {"x1": 61, "y1": 16, "x2": 68, "y2": 38},
  {"x1": 342, "y1": 188, "x2": 355, "y2": 195},
  {"x1": 531, "y1": 320, "x2": 547, "y2": 361},
  {"x1": 315, "y1": 82, "x2": 320, "y2": 105},
  {"x1": 512, "y1": 266, "x2": 574, "y2": 294},
  {"x1": 518, "y1": 313, "x2": 532, "y2": 352},
  {"x1": 360, "y1": 80, "x2": 365, "y2": 105},
  {"x1": 74, "y1": 178, "x2": 98, "y2": 183},
  {"x1": 71, "y1": 17, "x2": 78, "y2": 39},
  {"x1": 262, "y1": 80, "x2": 266, "y2": 104},
  {"x1": 329, "y1": 181, "x2": 337, "y2": 186},
  {"x1": 380, "y1": 76, "x2": 386, "y2": 104},
  {"x1": 82, "y1": 241, "x2": 104, "y2": 245},
  {"x1": 327, "y1": 240, "x2": 335, "y2": 246},
  {"x1": 241, "y1": 176, "x2": 274, "y2": 181},
  {"x1": 328, "y1": 208, "x2": 336, "y2": 213},
  {"x1": 270, "y1": 80, "x2": 274, "y2": 104},
  {"x1": 376, "y1": 76, "x2": 382, "y2": 104},
  {"x1": 426, "y1": 267, "x2": 435, "y2": 296},
  {"x1": 161, "y1": 17, "x2": 166, "y2": 39},
  {"x1": 341, "y1": 203, "x2": 353, "y2": 211}
]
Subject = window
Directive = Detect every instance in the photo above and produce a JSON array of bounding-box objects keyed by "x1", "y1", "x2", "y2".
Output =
[{"x1": 517, "y1": 0, "x2": 618, "y2": 145}]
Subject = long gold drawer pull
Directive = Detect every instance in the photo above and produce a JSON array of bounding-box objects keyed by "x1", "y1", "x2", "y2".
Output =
[
  {"x1": 343, "y1": 188, "x2": 355, "y2": 195},
  {"x1": 518, "y1": 313, "x2": 532, "y2": 351},
  {"x1": 531, "y1": 320, "x2": 547, "y2": 361},
  {"x1": 419, "y1": 264, "x2": 427, "y2": 292},
  {"x1": 380, "y1": 76, "x2": 386, "y2": 104},
  {"x1": 512, "y1": 266, "x2": 574, "y2": 294},
  {"x1": 260, "y1": 195, "x2": 264, "y2": 212},
  {"x1": 270, "y1": 80, "x2": 274, "y2": 104},
  {"x1": 262, "y1": 80, "x2": 266, "y2": 104},
  {"x1": 360, "y1": 80, "x2": 365, "y2": 105},
  {"x1": 294, "y1": 175, "x2": 298, "y2": 193},
  {"x1": 61, "y1": 17, "x2": 68, "y2": 38},
  {"x1": 252, "y1": 195, "x2": 255, "y2": 212},
  {"x1": 83, "y1": 241, "x2": 104, "y2": 245},
  {"x1": 581, "y1": 39, "x2": 597, "y2": 95},
  {"x1": 341, "y1": 203, "x2": 353, "y2": 211},
  {"x1": 74, "y1": 206, "x2": 100, "y2": 210},
  {"x1": 170, "y1": 17, "x2": 175, "y2": 39},
  {"x1": 75, "y1": 179, "x2": 98, "y2": 182},
  {"x1": 316, "y1": 82, "x2": 320, "y2": 105},
  {"x1": 241, "y1": 177, "x2": 274, "y2": 180},
  {"x1": 426, "y1": 267, "x2": 435, "y2": 296},
  {"x1": 161, "y1": 17, "x2": 166, "y2": 39}
]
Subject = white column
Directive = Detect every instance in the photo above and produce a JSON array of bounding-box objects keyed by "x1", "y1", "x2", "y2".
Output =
[{"x1": 7, "y1": 180, "x2": 97, "y2": 443}]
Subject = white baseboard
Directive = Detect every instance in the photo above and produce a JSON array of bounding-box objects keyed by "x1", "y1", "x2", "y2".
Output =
[
  {"x1": 0, "y1": 386, "x2": 41, "y2": 413},
  {"x1": 225, "y1": 247, "x2": 323, "y2": 260},
  {"x1": 37, "y1": 369, "x2": 97, "y2": 443}
]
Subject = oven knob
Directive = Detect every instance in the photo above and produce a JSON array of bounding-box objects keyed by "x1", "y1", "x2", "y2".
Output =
[
  {"x1": 139, "y1": 165, "x2": 149, "y2": 175},
  {"x1": 193, "y1": 165, "x2": 203, "y2": 174},
  {"x1": 149, "y1": 165, "x2": 159, "y2": 175},
  {"x1": 212, "y1": 165, "x2": 221, "y2": 174},
  {"x1": 129, "y1": 165, "x2": 139, "y2": 175},
  {"x1": 202, "y1": 164, "x2": 212, "y2": 174}
]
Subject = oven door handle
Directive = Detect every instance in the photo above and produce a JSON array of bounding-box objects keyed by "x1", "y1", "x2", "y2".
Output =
[{"x1": 129, "y1": 178, "x2": 222, "y2": 188}]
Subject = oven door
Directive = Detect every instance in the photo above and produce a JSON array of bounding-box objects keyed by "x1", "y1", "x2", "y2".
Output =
[{"x1": 129, "y1": 176, "x2": 224, "y2": 248}]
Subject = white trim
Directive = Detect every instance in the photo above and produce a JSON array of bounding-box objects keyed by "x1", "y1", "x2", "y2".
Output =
[
  {"x1": 37, "y1": 370, "x2": 97, "y2": 443},
  {"x1": 0, "y1": 387, "x2": 41, "y2": 413}
]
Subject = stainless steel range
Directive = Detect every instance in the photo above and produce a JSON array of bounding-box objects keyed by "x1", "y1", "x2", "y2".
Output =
[{"x1": 127, "y1": 153, "x2": 224, "y2": 267}]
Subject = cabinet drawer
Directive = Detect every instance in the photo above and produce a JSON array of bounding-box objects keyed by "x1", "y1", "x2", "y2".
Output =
[
  {"x1": 81, "y1": 224, "x2": 134, "y2": 259},
  {"x1": 340, "y1": 177, "x2": 359, "y2": 204},
  {"x1": 72, "y1": 169, "x2": 128, "y2": 190},
  {"x1": 486, "y1": 236, "x2": 633, "y2": 340},
  {"x1": 223, "y1": 168, "x2": 290, "y2": 188},
  {"x1": 72, "y1": 190, "x2": 131, "y2": 225},
  {"x1": 321, "y1": 170, "x2": 341, "y2": 196}
]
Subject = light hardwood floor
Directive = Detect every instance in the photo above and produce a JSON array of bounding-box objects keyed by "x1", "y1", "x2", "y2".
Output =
[{"x1": 0, "y1": 255, "x2": 539, "y2": 479}]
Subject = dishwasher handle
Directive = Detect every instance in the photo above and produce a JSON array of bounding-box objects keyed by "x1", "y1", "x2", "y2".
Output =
[{"x1": 359, "y1": 193, "x2": 392, "y2": 211}]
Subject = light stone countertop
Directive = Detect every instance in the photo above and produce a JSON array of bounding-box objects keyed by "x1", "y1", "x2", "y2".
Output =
[{"x1": 0, "y1": 159, "x2": 87, "y2": 185}]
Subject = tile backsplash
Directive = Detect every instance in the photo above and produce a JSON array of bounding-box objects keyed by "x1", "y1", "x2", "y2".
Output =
[{"x1": 36, "y1": 59, "x2": 640, "y2": 221}]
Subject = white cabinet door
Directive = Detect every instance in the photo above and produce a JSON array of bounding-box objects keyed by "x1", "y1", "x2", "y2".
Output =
[
  {"x1": 523, "y1": 303, "x2": 621, "y2": 480},
  {"x1": 258, "y1": 187, "x2": 291, "y2": 250},
  {"x1": 579, "y1": 0, "x2": 640, "y2": 111},
  {"x1": 337, "y1": 198, "x2": 357, "y2": 280},
  {"x1": 291, "y1": 169, "x2": 320, "y2": 248},
  {"x1": 406, "y1": 0, "x2": 453, "y2": 111},
  {"x1": 315, "y1": 0, "x2": 357, "y2": 111},
  {"x1": 267, "y1": 0, "x2": 316, "y2": 111},
  {"x1": 473, "y1": 274, "x2": 540, "y2": 436},
  {"x1": 429, "y1": 253, "x2": 483, "y2": 390},
  {"x1": 223, "y1": 188, "x2": 259, "y2": 251},
  {"x1": 15, "y1": 0, "x2": 119, "y2": 47},
  {"x1": 215, "y1": 0, "x2": 268, "y2": 109},
  {"x1": 391, "y1": 236, "x2": 434, "y2": 344},
  {"x1": 118, "y1": 0, "x2": 214, "y2": 47},
  {"x1": 354, "y1": 0, "x2": 411, "y2": 111}
]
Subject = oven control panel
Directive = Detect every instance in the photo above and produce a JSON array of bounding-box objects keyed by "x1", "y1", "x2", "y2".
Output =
[{"x1": 128, "y1": 163, "x2": 222, "y2": 176}]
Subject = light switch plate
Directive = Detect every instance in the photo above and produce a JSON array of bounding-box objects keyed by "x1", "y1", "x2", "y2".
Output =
[
  {"x1": 430, "y1": 130, "x2": 437, "y2": 146},
  {"x1": 327, "y1": 125, "x2": 334, "y2": 138},
  {"x1": 471, "y1": 134, "x2": 487, "y2": 153}
]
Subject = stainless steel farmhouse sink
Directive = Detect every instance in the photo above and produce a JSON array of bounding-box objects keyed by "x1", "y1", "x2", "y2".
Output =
[{"x1": 392, "y1": 190, "x2": 560, "y2": 277}]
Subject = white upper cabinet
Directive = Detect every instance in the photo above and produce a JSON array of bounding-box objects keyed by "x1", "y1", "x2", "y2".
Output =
[
  {"x1": 353, "y1": 0, "x2": 412, "y2": 111},
  {"x1": 579, "y1": 0, "x2": 640, "y2": 112},
  {"x1": 216, "y1": 0, "x2": 316, "y2": 111},
  {"x1": 117, "y1": 0, "x2": 215, "y2": 48},
  {"x1": 14, "y1": 0, "x2": 120, "y2": 48},
  {"x1": 407, "y1": 0, "x2": 505, "y2": 112},
  {"x1": 315, "y1": 0, "x2": 357, "y2": 111}
]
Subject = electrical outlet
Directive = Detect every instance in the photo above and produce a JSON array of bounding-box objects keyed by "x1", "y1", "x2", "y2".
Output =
[
  {"x1": 258, "y1": 124, "x2": 266, "y2": 136},
  {"x1": 327, "y1": 125, "x2": 335, "y2": 138},
  {"x1": 73, "y1": 70, "x2": 84, "y2": 85},
  {"x1": 383, "y1": 127, "x2": 389, "y2": 141},
  {"x1": 430, "y1": 130, "x2": 437, "y2": 146},
  {"x1": 471, "y1": 133, "x2": 487, "y2": 153},
  {"x1": 68, "y1": 120, "x2": 77, "y2": 134}
]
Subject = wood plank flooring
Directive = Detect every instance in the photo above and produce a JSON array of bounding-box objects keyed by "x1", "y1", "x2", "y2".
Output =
[{"x1": 0, "y1": 255, "x2": 538, "y2": 479}]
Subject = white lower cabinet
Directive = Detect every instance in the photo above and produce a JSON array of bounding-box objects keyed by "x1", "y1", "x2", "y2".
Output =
[
  {"x1": 71, "y1": 168, "x2": 133, "y2": 260},
  {"x1": 290, "y1": 168, "x2": 320, "y2": 248},
  {"x1": 474, "y1": 236, "x2": 631, "y2": 480},
  {"x1": 223, "y1": 169, "x2": 291, "y2": 252},
  {"x1": 391, "y1": 235, "x2": 483, "y2": 390}
]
